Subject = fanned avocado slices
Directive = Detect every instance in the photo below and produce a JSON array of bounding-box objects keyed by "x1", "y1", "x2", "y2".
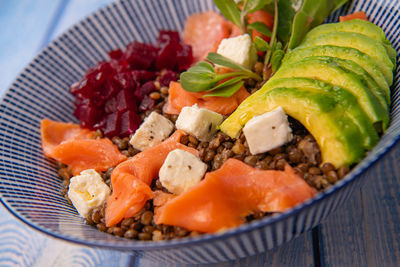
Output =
[
  {"x1": 302, "y1": 19, "x2": 397, "y2": 65},
  {"x1": 299, "y1": 31, "x2": 394, "y2": 85},
  {"x1": 282, "y1": 45, "x2": 390, "y2": 103},
  {"x1": 222, "y1": 87, "x2": 365, "y2": 167},
  {"x1": 270, "y1": 57, "x2": 389, "y2": 131}
]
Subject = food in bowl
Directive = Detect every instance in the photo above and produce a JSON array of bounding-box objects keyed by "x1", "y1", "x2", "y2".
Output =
[{"x1": 40, "y1": 0, "x2": 396, "y2": 241}]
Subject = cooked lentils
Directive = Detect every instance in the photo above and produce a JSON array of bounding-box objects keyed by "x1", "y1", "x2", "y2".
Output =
[{"x1": 58, "y1": 69, "x2": 351, "y2": 241}]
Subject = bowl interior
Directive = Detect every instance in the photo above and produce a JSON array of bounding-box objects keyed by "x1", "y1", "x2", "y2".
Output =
[{"x1": 0, "y1": 0, "x2": 399, "y2": 250}]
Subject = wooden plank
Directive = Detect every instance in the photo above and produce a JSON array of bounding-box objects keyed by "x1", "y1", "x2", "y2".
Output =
[
  {"x1": 135, "y1": 232, "x2": 315, "y2": 267},
  {"x1": 318, "y1": 141, "x2": 400, "y2": 266},
  {"x1": 0, "y1": 0, "x2": 63, "y2": 96}
]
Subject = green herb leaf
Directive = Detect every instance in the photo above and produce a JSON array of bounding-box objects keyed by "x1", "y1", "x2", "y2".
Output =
[
  {"x1": 271, "y1": 49, "x2": 284, "y2": 72},
  {"x1": 333, "y1": 0, "x2": 349, "y2": 12},
  {"x1": 244, "y1": 0, "x2": 273, "y2": 13},
  {"x1": 180, "y1": 71, "x2": 217, "y2": 92},
  {"x1": 254, "y1": 36, "x2": 272, "y2": 52},
  {"x1": 206, "y1": 76, "x2": 246, "y2": 91},
  {"x1": 204, "y1": 81, "x2": 245, "y2": 98},
  {"x1": 247, "y1": 22, "x2": 272, "y2": 37},
  {"x1": 188, "y1": 61, "x2": 216, "y2": 74},
  {"x1": 213, "y1": 0, "x2": 242, "y2": 27},
  {"x1": 206, "y1": 53, "x2": 249, "y2": 71}
]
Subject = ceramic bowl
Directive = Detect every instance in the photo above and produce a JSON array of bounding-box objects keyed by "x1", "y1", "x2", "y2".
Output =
[{"x1": 0, "y1": 0, "x2": 399, "y2": 264}]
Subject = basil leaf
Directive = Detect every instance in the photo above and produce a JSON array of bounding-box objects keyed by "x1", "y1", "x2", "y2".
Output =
[
  {"x1": 271, "y1": 49, "x2": 285, "y2": 72},
  {"x1": 247, "y1": 22, "x2": 272, "y2": 37},
  {"x1": 206, "y1": 53, "x2": 249, "y2": 71},
  {"x1": 213, "y1": 0, "x2": 242, "y2": 27},
  {"x1": 244, "y1": 0, "x2": 273, "y2": 13},
  {"x1": 254, "y1": 36, "x2": 272, "y2": 52},
  {"x1": 206, "y1": 76, "x2": 246, "y2": 91},
  {"x1": 204, "y1": 81, "x2": 245, "y2": 98},
  {"x1": 180, "y1": 72, "x2": 217, "y2": 92}
]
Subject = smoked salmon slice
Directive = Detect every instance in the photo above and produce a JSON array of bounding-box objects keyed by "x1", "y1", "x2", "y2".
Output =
[
  {"x1": 41, "y1": 119, "x2": 94, "y2": 157},
  {"x1": 163, "y1": 81, "x2": 250, "y2": 115},
  {"x1": 105, "y1": 130, "x2": 198, "y2": 227},
  {"x1": 41, "y1": 119, "x2": 126, "y2": 175},
  {"x1": 183, "y1": 11, "x2": 231, "y2": 63},
  {"x1": 155, "y1": 158, "x2": 316, "y2": 233}
]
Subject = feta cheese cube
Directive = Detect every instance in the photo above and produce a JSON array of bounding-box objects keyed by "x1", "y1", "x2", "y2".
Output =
[
  {"x1": 175, "y1": 105, "x2": 223, "y2": 141},
  {"x1": 159, "y1": 149, "x2": 207, "y2": 195},
  {"x1": 68, "y1": 169, "x2": 111, "y2": 218},
  {"x1": 243, "y1": 107, "x2": 293, "y2": 155},
  {"x1": 216, "y1": 34, "x2": 257, "y2": 69},
  {"x1": 130, "y1": 111, "x2": 174, "y2": 151}
]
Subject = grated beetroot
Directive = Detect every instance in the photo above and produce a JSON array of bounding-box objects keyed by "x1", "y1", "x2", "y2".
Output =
[{"x1": 71, "y1": 30, "x2": 193, "y2": 137}]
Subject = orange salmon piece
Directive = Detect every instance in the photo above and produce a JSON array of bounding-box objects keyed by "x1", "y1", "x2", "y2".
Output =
[
  {"x1": 155, "y1": 158, "x2": 316, "y2": 233},
  {"x1": 41, "y1": 119, "x2": 93, "y2": 157},
  {"x1": 183, "y1": 11, "x2": 231, "y2": 63},
  {"x1": 163, "y1": 81, "x2": 250, "y2": 116},
  {"x1": 41, "y1": 119, "x2": 126, "y2": 175},
  {"x1": 51, "y1": 138, "x2": 127, "y2": 175},
  {"x1": 105, "y1": 130, "x2": 198, "y2": 227},
  {"x1": 340, "y1": 11, "x2": 368, "y2": 22}
]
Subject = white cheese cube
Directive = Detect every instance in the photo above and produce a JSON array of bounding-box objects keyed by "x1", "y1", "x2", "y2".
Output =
[
  {"x1": 130, "y1": 111, "x2": 174, "y2": 151},
  {"x1": 175, "y1": 105, "x2": 223, "y2": 142},
  {"x1": 216, "y1": 34, "x2": 257, "y2": 69},
  {"x1": 243, "y1": 107, "x2": 293, "y2": 155},
  {"x1": 159, "y1": 149, "x2": 207, "y2": 195},
  {"x1": 68, "y1": 169, "x2": 111, "y2": 218}
]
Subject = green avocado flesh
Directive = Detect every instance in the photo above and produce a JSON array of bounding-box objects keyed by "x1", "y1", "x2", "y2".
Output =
[
  {"x1": 260, "y1": 78, "x2": 379, "y2": 149},
  {"x1": 221, "y1": 87, "x2": 364, "y2": 167},
  {"x1": 299, "y1": 31, "x2": 394, "y2": 85},
  {"x1": 270, "y1": 57, "x2": 389, "y2": 131},
  {"x1": 282, "y1": 45, "x2": 390, "y2": 102},
  {"x1": 302, "y1": 19, "x2": 397, "y2": 65}
]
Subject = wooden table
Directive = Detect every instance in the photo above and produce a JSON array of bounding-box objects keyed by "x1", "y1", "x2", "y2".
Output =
[{"x1": 0, "y1": 1, "x2": 399, "y2": 266}]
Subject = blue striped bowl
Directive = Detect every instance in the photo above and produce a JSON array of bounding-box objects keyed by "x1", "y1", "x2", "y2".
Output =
[{"x1": 0, "y1": 0, "x2": 398, "y2": 264}]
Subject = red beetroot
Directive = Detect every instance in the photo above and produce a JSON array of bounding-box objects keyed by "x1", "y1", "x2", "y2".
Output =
[{"x1": 71, "y1": 30, "x2": 193, "y2": 138}]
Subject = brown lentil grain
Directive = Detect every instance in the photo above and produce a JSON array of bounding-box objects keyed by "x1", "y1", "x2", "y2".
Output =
[
  {"x1": 232, "y1": 142, "x2": 245, "y2": 155},
  {"x1": 321, "y1": 162, "x2": 335, "y2": 174},
  {"x1": 149, "y1": 92, "x2": 161, "y2": 100},
  {"x1": 112, "y1": 227, "x2": 124, "y2": 237},
  {"x1": 138, "y1": 232, "x2": 152, "y2": 241},
  {"x1": 204, "y1": 150, "x2": 216, "y2": 162},
  {"x1": 308, "y1": 167, "x2": 321, "y2": 175},
  {"x1": 160, "y1": 86, "x2": 169, "y2": 95},
  {"x1": 326, "y1": 170, "x2": 339, "y2": 183},
  {"x1": 97, "y1": 223, "x2": 107, "y2": 232},
  {"x1": 142, "y1": 225, "x2": 155, "y2": 234},
  {"x1": 188, "y1": 135, "x2": 199, "y2": 146},
  {"x1": 180, "y1": 135, "x2": 189, "y2": 145},
  {"x1": 140, "y1": 211, "x2": 153, "y2": 225},
  {"x1": 152, "y1": 230, "x2": 163, "y2": 241},
  {"x1": 275, "y1": 159, "x2": 287, "y2": 170},
  {"x1": 337, "y1": 166, "x2": 350, "y2": 179},
  {"x1": 244, "y1": 155, "x2": 258, "y2": 167},
  {"x1": 124, "y1": 229, "x2": 138, "y2": 239}
]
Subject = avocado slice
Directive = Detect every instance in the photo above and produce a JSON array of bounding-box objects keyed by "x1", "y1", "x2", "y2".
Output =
[
  {"x1": 302, "y1": 19, "x2": 397, "y2": 65},
  {"x1": 262, "y1": 78, "x2": 379, "y2": 149},
  {"x1": 221, "y1": 87, "x2": 364, "y2": 167},
  {"x1": 282, "y1": 45, "x2": 390, "y2": 102},
  {"x1": 299, "y1": 31, "x2": 394, "y2": 85},
  {"x1": 270, "y1": 57, "x2": 389, "y2": 131}
]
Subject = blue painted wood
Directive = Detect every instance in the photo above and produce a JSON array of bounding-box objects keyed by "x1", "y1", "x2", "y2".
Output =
[
  {"x1": 318, "y1": 140, "x2": 400, "y2": 266},
  {"x1": 0, "y1": 0, "x2": 63, "y2": 96}
]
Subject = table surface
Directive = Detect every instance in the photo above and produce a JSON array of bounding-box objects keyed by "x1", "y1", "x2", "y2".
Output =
[{"x1": 0, "y1": 1, "x2": 399, "y2": 266}]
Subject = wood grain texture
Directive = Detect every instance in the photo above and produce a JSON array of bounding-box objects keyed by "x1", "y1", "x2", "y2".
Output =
[
  {"x1": 319, "y1": 141, "x2": 400, "y2": 267},
  {"x1": 135, "y1": 232, "x2": 315, "y2": 267},
  {"x1": 0, "y1": 0, "x2": 62, "y2": 95}
]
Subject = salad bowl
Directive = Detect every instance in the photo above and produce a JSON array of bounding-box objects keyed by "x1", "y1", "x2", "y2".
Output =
[{"x1": 0, "y1": 0, "x2": 399, "y2": 264}]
